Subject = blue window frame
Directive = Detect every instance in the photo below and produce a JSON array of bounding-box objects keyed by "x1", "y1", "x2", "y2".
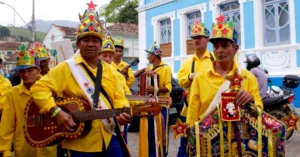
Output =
[
  {"x1": 160, "y1": 19, "x2": 171, "y2": 44},
  {"x1": 263, "y1": 0, "x2": 290, "y2": 46},
  {"x1": 220, "y1": 1, "x2": 241, "y2": 46},
  {"x1": 187, "y1": 11, "x2": 201, "y2": 39}
]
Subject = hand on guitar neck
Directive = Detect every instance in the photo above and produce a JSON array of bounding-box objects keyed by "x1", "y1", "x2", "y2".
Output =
[{"x1": 51, "y1": 106, "x2": 132, "y2": 132}]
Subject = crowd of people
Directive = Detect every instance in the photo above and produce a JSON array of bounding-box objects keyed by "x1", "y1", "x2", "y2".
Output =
[{"x1": 0, "y1": 1, "x2": 269, "y2": 157}]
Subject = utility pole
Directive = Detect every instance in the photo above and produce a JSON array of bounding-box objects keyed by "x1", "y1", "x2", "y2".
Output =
[
  {"x1": 31, "y1": 0, "x2": 36, "y2": 42},
  {"x1": 13, "y1": 0, "x2": 15, "y2": 26}
]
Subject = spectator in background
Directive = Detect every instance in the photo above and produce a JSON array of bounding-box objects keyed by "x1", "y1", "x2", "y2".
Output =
[
  {"x1": 0, "y1": 58, "x2": 4, "y2": 76},
  {"x1": 245, "y1": 54, "x2": 268, "y2": 99}
]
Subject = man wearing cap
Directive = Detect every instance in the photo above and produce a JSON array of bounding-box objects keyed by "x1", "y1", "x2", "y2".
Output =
[
  {"x1": 32, "y1": 42, "x2": 51, "y2": 76},
  {"x1": 99, "y1": 36, "x2": 131, "y2": 95},
  {"x1": 112, "y1": 36, "x2": 135, "y2": 88},
  {"x1": 0, "y1": 44, "x2": 57, "y2": 157},
  {"x1": 176, "y1": 20, "x2": 214, "y2": 157},
  {"x1": 135, "y1": 42, "x2": 172, "y2": 157},
  {"x1": 187, "y1": 15, "x2": 263, "y2": 125},
  {"x1": 30, "y1": 1, "x2": 132, "y2": 157}
]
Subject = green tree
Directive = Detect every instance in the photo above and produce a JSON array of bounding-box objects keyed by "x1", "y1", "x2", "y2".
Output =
[
  {"x1": 0, "y1": 26, "x2": 11, "y2": 39},
  {"x1": 117, "y1": 1, "x2": 138, "y2": 24},
  {"x1": 100, "y1": 0, "x2": 138, "y2": 24}
]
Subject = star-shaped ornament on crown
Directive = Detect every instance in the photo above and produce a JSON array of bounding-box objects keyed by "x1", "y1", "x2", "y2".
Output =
[
  {"x1": 87, "y1": 0, "x2": 97, "y2": 10},
  {"x1": 19, "y1": 44, "x2": 26, "y2": 51},
  {"x1": 34, "y1": 42, "x2": 40, "y2": 49},
  {"x1": 23, "y1": 54, "x2": 30, "y2": 62},
  {"x1": 216, "y1": 15, "x2": 226, "y2": 23},
  {"x1": 170, "y1": 118, "x2": 189, "y2": 139}
]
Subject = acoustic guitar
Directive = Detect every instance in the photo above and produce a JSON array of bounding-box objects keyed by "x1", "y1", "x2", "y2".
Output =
[{"x1": 23, "y1": 97, "x2": 162, "y2": 148}]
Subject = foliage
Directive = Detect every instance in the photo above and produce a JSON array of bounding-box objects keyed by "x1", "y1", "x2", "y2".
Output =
[
  {"x1": 100, "y1": 0, "x2": 138, "y2": 24},
  {"x1": 0, "y1": 26, "x2": 11, "y2": 39},
  {"x1": 117, "y1": 1, "x2": 138, "y2": 24},
  {"x1": 7, "y1": 27, "x2": 46, "y2": 42}
]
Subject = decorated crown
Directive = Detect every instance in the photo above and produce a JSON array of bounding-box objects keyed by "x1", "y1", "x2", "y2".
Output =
[
  {"x1": 114, "y1": 36, "x2": 124, "y2": 48},
  {"x1": 145, "y1": 42, "x2": 162, "y2": 56},
  {"x1": 32, "y1": 42, "x2": 49, "y2": 60},
  {"x1": 209, "y1": 15, "x2": 238, "y2": 44},
  {"x1": 16, "y1": 44, "x2": 39, "y2": 71},
  {"x1": 76, "y1": 0, "x2": 104, "y2": 41},
  {"x1": 190, "y1": 20, "x2": 210, "y2": 38},
  {"x1": 100, "y1": 35, "x2": 115, "y2": 54}
]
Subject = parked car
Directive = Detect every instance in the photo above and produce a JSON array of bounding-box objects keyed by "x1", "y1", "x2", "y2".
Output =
[{"x1": 128, "y1": 77, "x2": 185, "y2": 132}]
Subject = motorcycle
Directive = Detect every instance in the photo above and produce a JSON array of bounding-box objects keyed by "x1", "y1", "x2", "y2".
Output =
[{"x1": 264, "y1": 70, "x2": 299, "y2": 140}]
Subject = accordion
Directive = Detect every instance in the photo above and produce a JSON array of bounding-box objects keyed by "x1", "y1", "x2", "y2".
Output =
[
  {"x1": 139, "y1": 73, "x2": 159, "y2": 96},
  {"x1": 186, "y1": 104, "x2": 286, "y2": 157}
]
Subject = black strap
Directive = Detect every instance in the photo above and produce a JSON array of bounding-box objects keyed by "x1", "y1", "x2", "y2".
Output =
[
  {"x1": 186, "y1": 53, "x2": 215, "y2": 107},
  {"x1": 80, "y1": 62, "x2": 103, "y2": 109},
  {"x1": 191, "y1": 53, "x2": 214, "y2": 73},
  {"x1": 80, "y1": 62, "x2": 130, "y2": 157},
  {"x1": 152, "y1": 64, "x2": 166, "y2": 71}
]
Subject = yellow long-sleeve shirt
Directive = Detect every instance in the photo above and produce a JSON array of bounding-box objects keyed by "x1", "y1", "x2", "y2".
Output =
[
  {"x1": 0, "y1": 75, "x2": 12, "y2": 110},
  {"x1": 0, "y1": 82, "x2": 56, "y2": 157},
  {"x1": 115, "y1": 67, "x2": 131, "y2": 95},
  {"x1": 149, "y1": 61, "x2": 172, "y2": 97},
  {"x1": 186, "y1": 62, "x2": 263, "y2": 124},
  {"x1": 30, "y1": 54, "x2": 129, "y2": 152},
  {"x1": 112, "y1": 60, "x2": 135, "y2": 87},
  {"x1": 177, "y1": 50, "x2": 214, "y2": 116}
]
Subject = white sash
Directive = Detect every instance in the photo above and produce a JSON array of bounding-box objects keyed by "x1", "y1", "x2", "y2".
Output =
[
  {"x1": 66, "y1": 58, "x2": 116, "y2": 135},
  {"x1": 201, "y1": 68, "x2": 242, "y2": 119}
]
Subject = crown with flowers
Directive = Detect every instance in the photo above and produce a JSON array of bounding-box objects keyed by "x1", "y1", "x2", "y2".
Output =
[
  {"x1": 114, "y1": 36, "x2": 124, "y2": 48},
  {"x1": 190, "y1": 20, "x2": 210, "y2": 38},
  {"x1": 209, "y1": 15, "x2": 238, "y2": 44},
  {"x1": 76, "y1": 0, "x2": 104, "y2": 41},
  {"x1": 32, "y1": 42, "x2": 49, "y2": 60},
  {"x1": 100, "y1": 35, "x2": 115, "y2": 54},
  {"x1": 145, "y1": 42, "x2": 162, "y2": 56},
  {"x1": 16, "y1": 44, "x2": 39, "y2": 71}
]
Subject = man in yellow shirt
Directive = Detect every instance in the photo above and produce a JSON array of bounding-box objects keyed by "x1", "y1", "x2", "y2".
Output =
[
  {"x1": 0, "y1": 73, "x2": 12, "y2": 118},
  {"x1": 30, "y1": 2, "x2": 132, "y2": 157},
  {"x1": 176, "y1": 20, "x2": 214, "y2": 157},
  {"x1": 98, "y1": 35, "x2": 131, "y2": 143},
  {"x1": 99, "y1": 35, "x2": 131, "y2": 95},
  {"x1": 135, "y1": 42, "x2": 172, "y2": 157},
  {"x1": 0, "y1": 44, "x2": 57, "y2": 157},
  {"x1": 32, "y1": 42, "x2": 51, "y2": 76},
  {"x1": 187, "y1": 15, "x2": 263, "y2": 125},
  {"x1": 112, "y1": 36, "x2": 135, "y2": 87}
]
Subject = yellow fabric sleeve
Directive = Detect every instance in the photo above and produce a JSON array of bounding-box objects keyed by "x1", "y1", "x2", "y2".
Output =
[{"x1": 186, "y1": 76, "x2": 201, "y2": 124}]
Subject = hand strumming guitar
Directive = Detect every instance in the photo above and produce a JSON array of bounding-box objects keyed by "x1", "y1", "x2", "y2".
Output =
[
  {"x1": 51, "y1": 107, "x2": 76, "y2": 132},
  {"x1": 116, "y1": 113, "x2": 132, "y2": 125}
]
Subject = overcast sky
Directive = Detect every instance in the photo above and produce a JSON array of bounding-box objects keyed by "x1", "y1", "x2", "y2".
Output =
[{"x1": 0, "y1": 0, "x2": 110, "y2": 26}]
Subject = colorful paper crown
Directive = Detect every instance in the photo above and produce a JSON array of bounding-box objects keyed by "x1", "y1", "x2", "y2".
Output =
[
  {"x1": 16, "y1": 44, "x2": 39, "y2": 71},
  {"x1": 76, "y1": 0, "x2": 104, "y2": 41},
  {"x1": 32, "y1": 42, "x2": 49, "y2": 60},
  {"x1": 209, "y1": 15, "x2": 238, "y2": 44},
  {"x1": 114, "y1": 36, "x2": 124, "y2": 48},
  {"x1": 100, "y1": 35, "x2": 115, "y2": 54},
  {"x1": 145, "y1": 42, "x2": 162, "y2": 56},
  {"x1": 190, "y1": 20, "x2": 210, "y2": 38}
]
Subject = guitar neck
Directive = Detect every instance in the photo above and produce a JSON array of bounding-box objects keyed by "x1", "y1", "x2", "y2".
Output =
[
  {"x1": 126, "y1": 95, "x2": 170, "y2": 104},
  {"x1": 71, "y1": 108, "x2": 131, "y2": 122}
]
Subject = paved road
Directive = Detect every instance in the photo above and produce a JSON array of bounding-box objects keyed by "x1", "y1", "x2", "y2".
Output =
[{"x1": 128, "y1": 131, "x2": 300, "y2": 157}]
